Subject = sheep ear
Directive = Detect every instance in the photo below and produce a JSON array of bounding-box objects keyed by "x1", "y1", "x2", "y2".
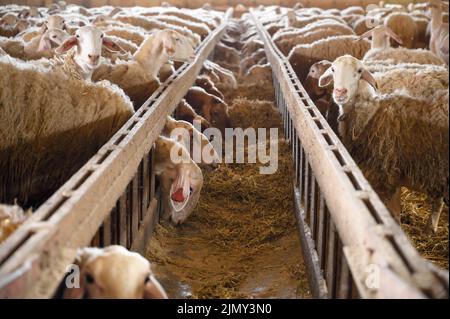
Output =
[
  {"x1": 55, "y1": 35, "x2": 77, "y2": 54},
  {"x1": 37, "y1": 34, "x2": 52, "y2": 52},
  {"x1": 144, "y1": 275, "x2": 168, "y2": 299},
  {"x1": 357, "y1": 29, "x2": 373, "y2": 41},
  {"x1": 384, "y1": 27, "x2": 403, "y2": 45},
  {"x1": 361, "y1": 69, "x2": 378, "y2": 91},
  {"x1": 102, "y1": 36, "x2": 125, "y2": 53},
  {"x1": 318, "y1": 67, "x2": 333, "y2": 87}
]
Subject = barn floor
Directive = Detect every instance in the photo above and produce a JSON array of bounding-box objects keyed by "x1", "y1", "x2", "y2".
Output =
[{"x1": 145, "y1": 25, "x2": 311, "y2": 298}]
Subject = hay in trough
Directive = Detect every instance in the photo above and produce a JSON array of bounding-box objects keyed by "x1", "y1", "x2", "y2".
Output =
[
  {"x1": 400, "y1": 188, "x2": 449, "y2": 269},
  {"x1": 146, "y1": 84, "x2": 310, "y2": 299}
]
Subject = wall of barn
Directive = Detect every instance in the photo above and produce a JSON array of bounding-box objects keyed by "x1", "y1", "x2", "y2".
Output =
[{"x1": 0, "y1": 0, "x2": 428, "y2": 10}]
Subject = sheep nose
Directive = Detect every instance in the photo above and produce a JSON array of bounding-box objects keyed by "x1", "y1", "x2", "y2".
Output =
[
  {"x1": 88, "y1": 54, "x2": 99, "y2": 64},
  {"x1": 333, "y1": 88, "x2": 347, "y2": 98}
]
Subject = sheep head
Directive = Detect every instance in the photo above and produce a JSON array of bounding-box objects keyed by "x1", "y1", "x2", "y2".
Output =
[
  {"x1": 63, "y1": 245, "x2": 168, "y2": 299},
  {"x1": 319, "y1": 55, "x2": 378, "y2": 106}
]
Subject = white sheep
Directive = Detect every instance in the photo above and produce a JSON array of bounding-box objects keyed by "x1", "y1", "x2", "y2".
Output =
[
  {"x1": 92, "y1": 29, "x2": 195, "y2": 107},
  {"x1": 0, "y1": 30, "x2": 134, "y2": 204},
  {"x1": 154, "y1": 136, "x2": 203, "y2": 225},
  {"x1": 318, "y1": 55, "x2": 448, "y2": 233},
  {"x1": 63, "y1": 245, "x2": 168, "y2": 299},
  {"x1": 428, "y1": 0, "x2": 449, "y2": 65}
]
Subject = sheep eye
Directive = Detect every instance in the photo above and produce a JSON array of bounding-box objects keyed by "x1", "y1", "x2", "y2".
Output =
[
  {"x1": 76, "y1": 34, "x2": 80, "y2": 38},
  {"x1": 357, "y1": 69, "x2": 362, "y2": 74},
  {"x1": 101, "y1": 34, "x2": 104, "y2": 38},
  {"x1": 85, "y1": 273, "x2": 95, "y2": 284},
  {"x1": 331, "y1": 68, "x2": 334, "y2": 72},
  {"x1": 144, "y1": 275, "x2": 151, "y2": 284}
]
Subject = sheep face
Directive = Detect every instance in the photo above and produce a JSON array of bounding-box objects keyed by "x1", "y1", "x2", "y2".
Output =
[
  {"x1": 155, "y1": 137, "x2": 203, "y2": 225},
  {"x1": 161, "y1": 30, "x2": 196, "y2": 63},
  {"x1": 41, "y1": 15, "x2": 66, "y2": 33},
  {"x1": 56, "y1": 26, "x2": 124, "y2": 78},
  {"x1": 186, "y1": 87, "x2": 231, "y2": 134},
  {"x1": 318, "y1": 55, "x2": 377, "y2": 105},
  {"x1": 0, "y1": 13, "x2": 18, "y2": 26},
  {"x1": 304, "y1": 60, "x2": 332, "y2": 100},
  {"x1": 359, "y1": 25, "x2": 403, "y2": 49},
  {"x1": 64, "y1": 246, "x2": 168, "y2": 299}
]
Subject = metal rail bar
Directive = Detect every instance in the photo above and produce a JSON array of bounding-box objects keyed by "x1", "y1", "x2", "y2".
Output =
[
  {"x1": 250, "y1": 8, "x2": 449, "y2": 299},
  {"x1": 0, "y1": 9, "x2": 232, "y2": 298}
]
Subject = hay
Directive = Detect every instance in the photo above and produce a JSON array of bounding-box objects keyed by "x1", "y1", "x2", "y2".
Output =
[
  {"x1": 400, "y1": 188, "x2": 449, "y2": 269},
  {"x1": 146, "y1": 47, "x2": 310, "y2": 298}
]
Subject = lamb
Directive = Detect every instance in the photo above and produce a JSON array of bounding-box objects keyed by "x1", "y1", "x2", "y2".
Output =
[
  {"x1": 175, "y1": 99, "x2": 211, "y2": 131},
  {"x1": 358, "y1": 25, "x2": 404, "y2": 50},
  {"x1": 287, "y1": 14, "x2": 347, "y2": 29},
  {"x1": 341, "y1": 6, "x2": 365, "y2": 16},
  {"x1": 92, "y1": 29, "x2": 195, "y2": 107},
  {"x1": 103, "y1": 25, "x2": 146, "y2": 46},
  {"x1": 154, "y1": 136, "x2": 203, "y2": 225},
  {"x1": 0, "y1": 52, "x2": 133, "y2": 205},
  {"x1": 185, "y1": 86, "x2": 232, "y2": 134},
  {"x1": 384, "y1": 12, "x2": 417, "y2": 48},
  {"x1": 288, "y1": 35, "x2": 371, "y2": 81},
  {"x1": 153, "y1": 15, "x2": 211, "y2": 39},
  {"x1": 363, "y1": 46, "x2": 446, "y2": 65},
  {"x1": 241, "y1": 38, "x2": 264, "y2": 57},
  {"x1": 214, "y1": 42, "x2": 240, "y2": 64},
  {"x1": 318, "y1": 55, "x2": 449, "y2": 233},
  {"x1": 428, "y1": 0, "x2": 449, "y2": 65},
  {"x1": 63, "y1": 245, "x2": 168, "y2": 299},
  {"x1": 239, "y1": 48, "x2": 266, "y2": 75}
]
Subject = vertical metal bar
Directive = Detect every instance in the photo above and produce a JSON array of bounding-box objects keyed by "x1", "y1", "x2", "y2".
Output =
[
  {"x1": 337, "y1": 251, "x2": 352, "y2": 299},
  {"x1": 131, "y1": 174, "x2": 139, "y2": 243},
  {"x1": 101, "y1": 214, "x2": 112, "y2": 247},
  {"x1": 303, "y1": 161, "x2": 310, "y2": 220},
  {"x1": 111, "y1": 204, "x2": 118, "y2": 245},
  {"x1": 298, "y1": 146, "x2": 304, "y2": 199},
  {"x1": 309, "y1": 175, "x2": 316, "y2": 238},
  {"x1": 142, "y1": 152, "x2": 150, "y2": 217},
  {"x1": 326, "y1": 220, "x2": 338, "y2": 298},
  {"x1": 118, "y1": 192, "x2": 127, "y2": 247},
  {"x1": 316, "y1": 193, "x2": 326, "y2": 267},
  {"x1": 150, "y1": 146, "x2": 156, "y2": 201},
  {"x1": 126, "y1": 184, "x2": 132, "y2": 248}
]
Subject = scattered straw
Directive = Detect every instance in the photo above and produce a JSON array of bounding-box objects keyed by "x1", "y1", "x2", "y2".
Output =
[{"x1": 400, "y1": 188, "x2": 449, "y2": 269}]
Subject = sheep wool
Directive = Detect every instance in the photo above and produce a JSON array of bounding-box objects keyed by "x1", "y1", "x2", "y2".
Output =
[
  {"x1": 0, "y1": 55, "x2": 134, "y2": 205},
  {"x1": 364, "y1": 47, "x2": 446, "y2": 65}
]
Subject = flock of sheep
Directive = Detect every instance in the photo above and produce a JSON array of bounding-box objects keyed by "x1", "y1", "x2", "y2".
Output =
[
  {"x1": 246, "y1": 1, "x2": 448, "y2": 236},
  {"x1": 0, "y1": 1, "x2": 239, "y2": 298},
  {"x1": 0, "y1": 0, "x2": 448, "y2": 298}
]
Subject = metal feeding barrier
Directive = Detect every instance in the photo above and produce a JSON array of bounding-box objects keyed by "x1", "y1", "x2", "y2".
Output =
[
  {"x1": 250, "y1": 8, "x2": 449, "y2": 299},
  {"x1": 0, "y1": 9, "x2": 232, "y2": 298}
]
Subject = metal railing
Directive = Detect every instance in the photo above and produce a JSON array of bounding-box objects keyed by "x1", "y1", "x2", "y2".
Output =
[
  {"x1": 250, "y1": 8, "x2": 449, "y2": 299},
  {"x1": 0, "y1": 9, "x2": 232, "y2": 298}
]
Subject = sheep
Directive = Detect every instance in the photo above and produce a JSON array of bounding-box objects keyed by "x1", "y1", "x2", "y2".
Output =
[
  {"x1": 103, "y1": 25, "x2": 146, "y2": 46},
  {"x1": 195, "y1": 75, "x2": 224, "y2": 100},
  {"x1": 384, "y1": 12, "x2": 417, "y2": 48},
  {"x1": 214, "y1": 42, "x2": 240, "y2": 65},
  {"x1": 202, "y1": 60, "x2": 238, "y2": 90},
  {"x1": 153, "y1": 15, "x2": 211, "y2": 39},
  {"x1": 0, "y1": 53, "x2": 134, "y2": 205},
  {"x1": 288, "y1": 35, "x2": 371, "y2": 81},
  {"x1": 239, "y1": 48, "x2": 266, "y2": 74},
  {"x1": 93, "y1": 29, "x2": 195, "y2": 107},
  {"x1": 0, "y1": 29, "x2": 68, "y2": 60},
  {"x1": 63, "y1": 245, "x2": 168, "y2": 299},
  {"x1": 277, "y1": 27, "x2": 355, "y2": 56},
  {"x1": 341, "y1": 6, "x2": 365, "y2": 16},
  {"x1": 175, "y1": 99, "x2": 211, "y2": 131},
  {"x1": 241, "y1": 38, "x2": 264, "y2": 57},
  {"x1": 242, "y1": 63, "x2": 272, "y2": 84},
  {"x1": 154, "y1": 136, "x2": 203, "y2": 225},
  {"x1": 162, "y1": 116, "x2": 220, "y2": 170},
  {"x1": 363, "y1": 46, "x2": 446, "y2": 65},
  {"x1": 317, "y1": 55, "x2": 449, "y2": 233},
  {"x1": 287, "y1": 14, "x2": 347, "y2": 29},
  {"x1": 55, "y1": 26, "x2": 126, "y2": 81},
  {"x1": 412, "y1": 17, "x2": 431, "y2": 48},
  {"x1": 428, "y1": 0, "x2": 449, "y2": 65},
  {"x1": 0, "y1": 204, "x2": 29, "y2": 244},
  {"x1": 352, "y1": 16, "x2": 372, "y2": 36},
  {"x1": 358, "y1": 25, "x2": 404, "y2": 50},
  {"x1": 273, "y1": 19, "x2": 354, "y2": 43},
  {"x1": 185, "y1": 86, "x2": 232, "y2": 134},
  {"x1": 115, "y1": 15, "x2": 201, "y2": 47}
]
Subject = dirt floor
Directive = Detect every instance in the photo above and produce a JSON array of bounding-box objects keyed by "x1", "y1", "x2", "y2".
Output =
[
  {"x1": 145, "y1": 81, "x2": 310, "y2": 299},
  {"x1": 145, "y1": 24, "x2": 311, "y2": 298}
]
